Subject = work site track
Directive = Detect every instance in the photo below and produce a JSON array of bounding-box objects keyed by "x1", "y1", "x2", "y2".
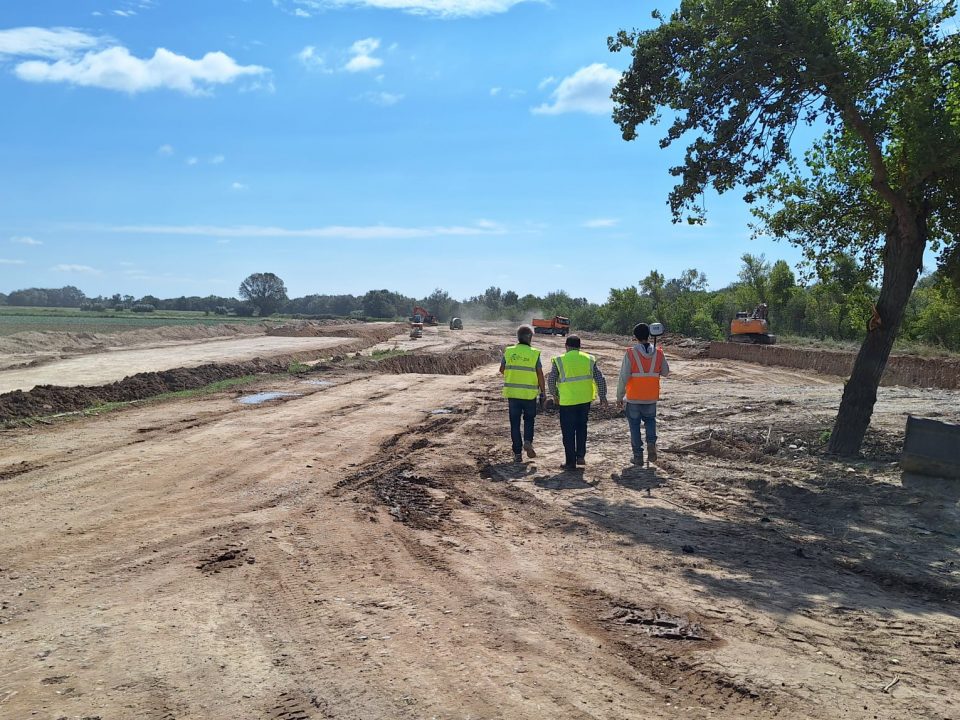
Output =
[{"x1": 0, "y1": 343, "x2": 501, "y2": 422}]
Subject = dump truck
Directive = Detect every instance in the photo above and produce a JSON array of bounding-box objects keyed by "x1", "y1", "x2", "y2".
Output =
[
  {"x1": 532, "y1": 316, "x2": 570, "y2": 336},
  {"x1": 729, "y1": 303, "x2": 776, "y2": 344}
]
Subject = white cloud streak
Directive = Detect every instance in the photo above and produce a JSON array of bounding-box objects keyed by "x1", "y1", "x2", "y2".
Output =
[
  {"x1": 0, "y1": 258, "x2": 26, "y2": 265},
  {"x1": 11, "y1": 236, "x2": 43, "y2": 245},
  {"x1": 53, "y1": 264, "x2": 100, "y2": 274},
  {"x1": 288, "y1": 0, "x2": 540, "y2": 18},
  {"x1": 0, "y1": 27, "x2": 102, "y2": 59},
  {"x1": 93, "y1": 222, "x2": 507, "y2": 240},
  {"x1": 582, "y1": 218, "x2": 619, "y2": 228},
  {"x1": 532, "y1": 63, "x2": 621, "y2": 115}
]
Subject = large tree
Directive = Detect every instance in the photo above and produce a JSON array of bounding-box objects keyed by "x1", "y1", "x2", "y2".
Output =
[
  {"x1": 610, "y1": 0, "x2": 960, "y2": 455},
  {"x1": 238, "y1": 272, "x2": 288, "y2": 316}
]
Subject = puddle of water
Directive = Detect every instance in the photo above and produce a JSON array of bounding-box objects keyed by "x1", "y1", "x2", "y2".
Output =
[
  {"x1": 238, "y1": 391, "x2": 302, "y2": 405},
  {"x1": 301, "y1": 380, "x2": 334, "y2": 386}
]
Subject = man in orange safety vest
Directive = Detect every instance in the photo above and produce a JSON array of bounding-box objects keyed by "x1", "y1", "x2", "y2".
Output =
[{"x1": 616, "y1": 323, "x2": 670, "y2": 465}]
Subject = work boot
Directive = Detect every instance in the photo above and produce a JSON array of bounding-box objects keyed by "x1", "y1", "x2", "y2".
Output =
[
  {"x1": 576, "y1": 456, "x2": 585, "y2": 466},
  {"x1": 631, "y1": 453, "x2": 643, "y2": 466},
  {"x1": 513, "y1": 453, "x2": 523, "y2": 464},
  {"x1": 647, "y1": 443, "x2": 658, "y2": 463},
  {"x1": 524, "y1": 442, "x2": 537, "y2": 458}
]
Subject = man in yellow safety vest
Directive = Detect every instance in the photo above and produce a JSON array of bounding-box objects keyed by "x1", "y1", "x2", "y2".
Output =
[
  {"x1": 616, "y1": 323, "x2": 670, "y2": 465},
  {"x1": 548, "y1": 335, "x2": 608, "y2": 471},
  {"x1": 500, "y1": 325, "x2": 546, "y2": 463}
]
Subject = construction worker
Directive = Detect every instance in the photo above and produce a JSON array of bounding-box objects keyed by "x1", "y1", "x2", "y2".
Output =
[
  {"x1": 500, "y1": 325, "x2": 546, "y2": 463},
  {"x1": 617, "y1": 323, "x2": 670, "y2": 465},
  {"x1": 548, "y1": 335, "x2": 608, "y2": 470}
]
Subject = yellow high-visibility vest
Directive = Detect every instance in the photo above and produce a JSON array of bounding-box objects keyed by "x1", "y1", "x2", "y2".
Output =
[
  {"x1": 553, "y1": 350, "x2": 597, "y2": 406},
  {"x1": 502, "y1": 343, "x2": 541, "y2": 400}
]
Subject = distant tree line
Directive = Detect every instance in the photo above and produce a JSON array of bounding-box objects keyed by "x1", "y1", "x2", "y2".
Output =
[{"x1": 3, "y1": 256, "x2": 959, "y2": 350}]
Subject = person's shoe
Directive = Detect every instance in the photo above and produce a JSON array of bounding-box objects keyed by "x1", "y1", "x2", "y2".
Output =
[
  {"x1": 513, "y1": 453, "x2": 523, "y2": 464},
  {"x1": 524, "y1": 442, "x2": 537, "y2": 458},
  {"x1": 575, "y1": 456, "x2": 586, "y2": 466},
  {"x1": 631, "y1": 454, "x2": 643, "y2": 466},
  {"x1": 647, "y1": 443, "x2": 658, "y2": 463},
  {"x1": 560, "y1": 462, "x2": 578, "y2": 471}
]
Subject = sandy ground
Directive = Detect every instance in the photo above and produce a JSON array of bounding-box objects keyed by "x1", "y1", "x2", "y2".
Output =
[
  {"x1": 0, "y1": 336, "x2": 353, "y2": 393},
  {"x1": 0, "y1": 323, "x2": 958, "y2": 719}
]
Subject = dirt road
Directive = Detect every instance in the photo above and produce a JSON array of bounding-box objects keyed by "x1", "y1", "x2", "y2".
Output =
[{"x1": 1, "y1": 324, "x2": 958, "y2": 719}]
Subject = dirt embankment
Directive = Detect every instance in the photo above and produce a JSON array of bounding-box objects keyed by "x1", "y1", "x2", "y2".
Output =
[
  {"x1": 709, "y1": 341, "x2": 960, "y2": 389},
  {"x1": 0, "y1": 323, "x2": 405, "y2": 421}
]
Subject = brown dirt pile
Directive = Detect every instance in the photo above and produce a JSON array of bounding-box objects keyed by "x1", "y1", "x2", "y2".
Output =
[
  {"x1": 366, "y1": 348, "x2": 502, "y2": 375},
  {"x1": 709, "y1": 342, "x2": 960, "y2": 389}
]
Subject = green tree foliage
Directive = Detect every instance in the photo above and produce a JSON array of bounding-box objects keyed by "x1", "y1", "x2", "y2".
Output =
[
  {"x1": 238, "y1": 273, "x2": 288, "y2": 316},
  {"x1": 609, "y1": 0, "x2": 960, "y2": 454},
  {"x1": 362, "y1": 289, "x2": 398, "y2": 319}
]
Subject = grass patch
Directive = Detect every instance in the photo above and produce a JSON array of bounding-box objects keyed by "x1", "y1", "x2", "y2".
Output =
[
  {"x1": 287, "y1": 360, "x2": 311, "y2": 374},
  {"x1": 370, "y1": 348, "x2": 408, "y2": 360},
  {"x1": 81, "y1": 376, "x2": 261, "y2": 417}
]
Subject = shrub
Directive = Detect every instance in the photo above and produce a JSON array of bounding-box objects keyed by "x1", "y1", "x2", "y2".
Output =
[{"x1": 131, "y1": 303, "x2": 156, "y2": 313}]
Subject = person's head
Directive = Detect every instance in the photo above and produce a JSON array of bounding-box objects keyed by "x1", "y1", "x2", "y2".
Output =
[
  {"x1": 565, "y1": 335, "x2": 581, "y2": 350},
  {"x1": 517, "y1": 325, "x2": 533, "y2": 345},
  {"x1": 633, "y1": 323, "x2": 650, "y2": 342}
]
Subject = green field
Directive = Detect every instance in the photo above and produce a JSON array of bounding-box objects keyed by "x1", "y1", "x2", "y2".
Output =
[{"x1": 0, "y1": 307, "x2": 273, "y2": 337}]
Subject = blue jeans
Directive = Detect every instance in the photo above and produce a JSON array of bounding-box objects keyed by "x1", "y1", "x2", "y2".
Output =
[
  {"x1": 508, "y1": 398, "x2": 538, "y2": 454},
  {"x1": 625, "y1": 402, "x2": 657, "y2": 457}
]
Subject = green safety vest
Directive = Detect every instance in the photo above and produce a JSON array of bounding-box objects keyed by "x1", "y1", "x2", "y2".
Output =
[
  {"x1": 553, "y1": 351, "x2": 597, "y2": 406},
  {"x1": 502, "y1": 343, "x2": 541, "y2": 400}
]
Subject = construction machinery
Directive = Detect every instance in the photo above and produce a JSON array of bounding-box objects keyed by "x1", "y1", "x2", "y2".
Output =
[
  {"x1": 412, "y1": 306, "x2": 439, "y2": 326},
  {"x1": 532, "y1": 315, "x2": 570, "y2": 336},
  {"x1": 729, "y1": 303, "x2": 776, "y2": 344},
  {"x1": 449, "y1": 317, "x2": 463, "y2": 330}
]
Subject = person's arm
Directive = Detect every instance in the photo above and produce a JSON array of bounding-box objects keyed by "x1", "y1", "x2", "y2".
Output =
[
  {"x1": 659, "y1": 350, "x2": 670, "y2": 377},
  {"x1": 498, "y1": 352, "x2": 506, "y2": 375},
  {"x1": 616, "y1": 353, "x2": 630, "y2": 404},
  {"x1": 536, "y1": 366, "x2": 546, "y2": 395},
  {"x1": 593, "y1": 362, "x2": 608, "y2": 404},
  {"x1": 547, "y1": 359, "x2": 559, "y2": 400}
]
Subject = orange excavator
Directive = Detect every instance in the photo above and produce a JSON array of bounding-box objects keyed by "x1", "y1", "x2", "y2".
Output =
[
  {"x1": 729, "y1": 303, "x2": 776, "y2": 344},
  {"x1": 412, "y1": 306, "x2": 438, "y2": 326}
]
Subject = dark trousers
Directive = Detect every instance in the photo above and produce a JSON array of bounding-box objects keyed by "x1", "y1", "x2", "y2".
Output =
[
  {"x1": 508, "y1": 398, "x2": 538, "y2": 454},
  {"x1": 558, "y1": 402, "x2": 590, "y2": 465}
]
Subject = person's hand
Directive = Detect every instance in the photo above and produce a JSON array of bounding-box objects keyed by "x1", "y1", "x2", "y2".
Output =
[{"x1": 600, "y1": 398, "x2": 609, "y2": 408}]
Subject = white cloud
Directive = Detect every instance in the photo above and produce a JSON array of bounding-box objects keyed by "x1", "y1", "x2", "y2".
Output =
[
  {"x1": 113, "y1": 9, "x2": 137, "y2": 16},
  {"x1": 157, "y1": 143, "x2": 174, "y2": 156},
  {"x1": 297, "y1": 45, "x2": 329, "y2": 71},
  {"x1": 532, "y1": 63, "x2": 621, "y2": 115},
  {"x1": 361, "y1": 90, "x2": 403, "y2": 105},
  {"x1": 210, "y1": 154, "x2": 225, "y2": 164},
  {"x1": 490, "y1": 87, "x2": 501, "y2": 96},
  {"x1": 95, "y1": 221, "x2": 507, "y2": 239},
  {"x1": 0, "y1": 27, "x2": 103, "y2": 59},
  {"x1": 294, "y1": 8, "x2": 311, "y2": 16},
  {"x1": 11, "y1": 41, "x2": 268, "y2": 95},
  {"x1": 0, "y1": 258, "x2": 26, "y2": 265},
  {"x1": 288, "y1": 0, "x2": 540, "y2": 18},
  {"x1": 537, "y1": 75, "x2": 556, "y2": 90},
  {"x1": 186, "y1": 156, "x2": 199, "y2": 165},
  {"x1": 230, "y1": 181, "x2": 249, "y2": 190},
  {"x1": 583, "y1": 218, "x2": 619, "y2": 228},
  {"x1": 11, "y1": 236, "x2": 43, "y2": 245},
  {"x1": 53, "y1": 264, "x2": 100, "y2": 274},
  {"x1": 344, "y1": 37, "x2": 382, "y2": 72}
]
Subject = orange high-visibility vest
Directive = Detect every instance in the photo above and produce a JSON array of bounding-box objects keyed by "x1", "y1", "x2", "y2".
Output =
[{"x1": 625, "y1": 345, "x2": 664, "y2": 401}]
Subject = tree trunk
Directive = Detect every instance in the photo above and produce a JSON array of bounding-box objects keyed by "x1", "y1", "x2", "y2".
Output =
[{"x1": 827, "y1": 221, "x2": 925, "y2": 456}]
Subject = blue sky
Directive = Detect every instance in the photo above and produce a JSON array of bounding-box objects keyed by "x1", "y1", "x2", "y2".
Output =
[{"x1": 0, "y1": 0, "x2": 804, "y2": 303}]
